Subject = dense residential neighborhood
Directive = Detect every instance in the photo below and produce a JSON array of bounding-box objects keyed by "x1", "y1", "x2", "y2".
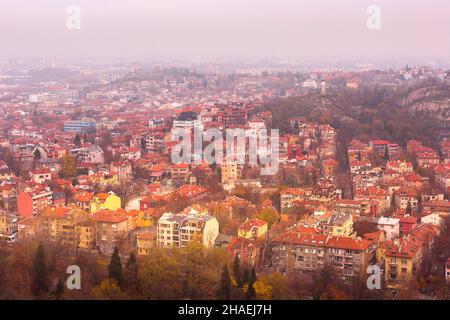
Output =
[{"x1": 0, "y1": 60, "x2": 449, "y2": 300}]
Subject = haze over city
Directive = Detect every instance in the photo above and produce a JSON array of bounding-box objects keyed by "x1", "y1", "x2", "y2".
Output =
[
  {"x1": 0, "y1": 0, "x2": 450, "y2": 65},
  {"x1": 1, "y1": 0, "x2": 450, "y2": 309}
]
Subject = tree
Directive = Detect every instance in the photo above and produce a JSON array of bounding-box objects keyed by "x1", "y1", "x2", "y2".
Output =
[
  {"x1": 73, "y1": 133, "x2": 82, "y2": 147},
  {"x1": 242, "y1": 267, "x2": 250, "y2": 285},
  {"x1": 125, "y1": 251, "x2": 138, "y2": 295},
  {"x1": 246, "y1": 274, "x2": 256, "y2": 300},
  {"x1": 245, "y1": 267, "x2": 257, "y2": 299},
  {"x1": 91, "y1": 279, "x2": 128, "y2": 300},
  {"x1": 61, "y1": 155, "x2": 77, "y2": 178},
  {"x1": 53, "y1": 278, "x2": 64, "y2": 300},
  {"x1": 108, "y1": 247, "x2": 124, "y2": 289},
  {"x1": 32, "y1": 242, "x2": 48, "y2": 296},
  {"x1": 257, "y1": 207, "x2": 280, "y2": 228},
  {"x1": 217, "y1": 264, "x2": 232, "y2": 300},
  {"x1": 232, "y1": 254, "x2": 243, "y2": 287}
]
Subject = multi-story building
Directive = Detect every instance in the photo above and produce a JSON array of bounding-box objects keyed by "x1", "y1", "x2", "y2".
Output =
[
  {"x1": 328, "y1": 212, "x2": 353, "y2": 237},
  {"x1": 71, "y1": 146, "x2": 104, "y2": 164},
  {"x1": 221, "y1": 162, "x2": 239, "y2": 185},
  {"x1": 75, "y1": 220, "x2": 96, "y2": 251},
  {"x1": 136, "y1": 231, "x2": 154, "y2": 256},
  {"x1": 17, "y1": 185, "x2": 53, "y2": 217},
  {"x1": 63, "y1": 119, "x2": 96, "y2": 133},
  {"x1": 0, "y1": 209, "x2": 18, "y2": 239},
  {"x1": 377, "y1": 217, "x2": 400, "y2": 240},
  {"x1": 280, "y1": 188, "x2": 310, "y2": 209},
  {"x1": 238, "y1": 219, "x2": 268, "y2": 240},
  {"x1": 394, "y1": 187, "x2": 419, "y2": 213},
  {"x1": 157, "y1": 212, "x2": 219, "y2": 248},
  {"x1": 90, "y1": 192, "x2": 122, "y2": 214},
  {"x1": 92, "y1": 209, "x2": 130, "y2": 255},
  {"x1": 39, "y1": 206, "x2": 88, "y2": 245},
  {"x1": 271, "y1": 230, "x2": 372, "y2": 279},
  {"x1": 30, "y1": 168, "x2": 52, "y2": 184}
]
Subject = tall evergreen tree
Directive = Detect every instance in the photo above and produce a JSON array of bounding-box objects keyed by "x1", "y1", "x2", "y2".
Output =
[
  {"x1": 242, "y1": 267, "x2": 250, "y2": 285},
  {"x1": 232, "y1": 254, "x2": 242, "y2": 287},
  {"x1": 246, "y1": 276, "x2": 256, "y2": 300},
  {"x1": 73, "y1": 133, "x2": 82, "y2": 147},
  {"x1": 32, "y1": 242, "x2": 48, "y2": 296},
  {"x1": 108, "y1": 246, "x2": 124, "y2": 289},
  {"x1": 245, "y1": 267, "x2": 257, "y2": 299},
  {"x1": 125, "y1": 251, "x2": 139, "y2": 295},
  {"x1": 250, "y1": 267, "x2": 257, "y2": 283},
  {"x1": 217, "y1": 264, "x2": 232, "y2": 300}
]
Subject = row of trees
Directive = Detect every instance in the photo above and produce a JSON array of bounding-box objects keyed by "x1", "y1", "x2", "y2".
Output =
[{"x1": 2, "y1": 237, "x2": 449, "y2": 300}]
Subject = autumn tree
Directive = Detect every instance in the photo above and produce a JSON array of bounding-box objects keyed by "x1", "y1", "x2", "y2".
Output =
[
  {"x1": 61, "y1": 154, "x2": 77, "y2": 178},
  {"x1": 257, "y1": 207, "x2": 280, "y2": 228}
]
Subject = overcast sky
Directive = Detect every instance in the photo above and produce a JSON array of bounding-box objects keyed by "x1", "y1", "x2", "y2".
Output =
[{"x1": 0, "y1": 0, "x2": 449, "y2": 63}]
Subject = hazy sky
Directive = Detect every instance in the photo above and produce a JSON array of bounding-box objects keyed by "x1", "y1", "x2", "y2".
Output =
[{"x1": 0, "y1": 0, "x2": 450, "y2": 63}]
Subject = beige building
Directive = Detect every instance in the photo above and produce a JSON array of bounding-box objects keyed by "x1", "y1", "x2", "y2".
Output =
[
  {"x1": 157, "y1": 212, "x2": 219, "y2": 248},
  {"x1": 92, "y1": 210, "x2": 130, "y2": 254}
]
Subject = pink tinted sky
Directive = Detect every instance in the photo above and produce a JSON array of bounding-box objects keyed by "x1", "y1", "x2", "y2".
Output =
[{"x1": 0, "y1": 0, "x2": 449, "y2": 62}]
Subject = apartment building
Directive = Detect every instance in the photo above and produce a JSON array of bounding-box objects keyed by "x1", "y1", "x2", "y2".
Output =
[
  {"x1": 0, "y1": 209, "x2": 18, "y2": 239},
  {"x1": 17, "y1": 185, "x2": 53, "y2": 217},
  {"x1": 39, "y1": 206, "x2": 88, "y2": 245},
  {"x1": 93, "y1": 210, "x2": 130, "y2": 254},
  {"x1": 71, "y1": 146, "x2": 104, "y2": 164},
  {"x1": 271, "y1": 230, "x2": 372, "y2": 279},
  {"x1": 157, "y1": 212, "x2": 219, "y2": 248}
]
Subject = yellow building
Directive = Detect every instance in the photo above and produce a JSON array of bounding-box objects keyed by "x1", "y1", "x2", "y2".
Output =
[
  {"x1": 328, "y1": 212, "x2": 353, "y2": 237},
  {"x1": 90, "y1": 192, "x2": 121, "y2": 213},
  {"x1": 238, "y1": 219, "x2": 268, "y2": 240},
  {"x1": 89, "y1": 171, "x2": 119, "y2": 186},
  {"x1": 75, "y1": 220, "x2": 95, "y2": 250},
  {"x1": 221, "y1": 162, "x2": 239, "y2": 185},
  {"x1": 39, "y1": 206, "x2": 88, "y2": 245},
  {"x1": 384, "y1": 251, "x2": 418, "y2": 288},
  {"x1": 136, "y1": 232, "x2": 154, "y2": 256}
]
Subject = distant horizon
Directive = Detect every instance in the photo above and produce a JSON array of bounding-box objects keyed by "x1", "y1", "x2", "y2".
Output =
[{"x1": 0, "y1": 0, "x2": 449, "y2": 65}]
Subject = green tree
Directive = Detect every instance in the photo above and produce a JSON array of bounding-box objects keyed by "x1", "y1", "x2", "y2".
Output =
[
  {"x1": 73, "y1": 133, "x2": 82, "y2": 147},
  {"x1": 232, "y1": 254, "x2": 243, "y2": 287},
  {"x1": 242, "y1": 267, "x2": 250, "y2": 285},
  {"x1": 257, "y1": 207, "x2": 280, "y2": 228},
  {"x1": 246, "y1": 271, "x2": 256, "y2": 300},
  {"x1": 32, "y1": 242, "x2": 48, "y2": 296},
  {"x1": 108, "y1": 247, "x2": 124, "y2": 289},
  {"x1": 217, "y1": 264, "x2": 232, "y2": 300}
]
